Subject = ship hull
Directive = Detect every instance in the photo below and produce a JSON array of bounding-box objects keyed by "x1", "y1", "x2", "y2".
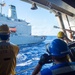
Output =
[
  {"x1": 10, "y1": 35, "x2": 46, "y2": 45},
  {"x1": 0, "y1": 5, "x2": 46, "y2": 45}
]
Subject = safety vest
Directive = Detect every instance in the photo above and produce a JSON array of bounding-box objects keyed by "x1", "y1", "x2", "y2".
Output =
[{"x1": 0, "y1": 42, "x2": 19, "y2": 75}]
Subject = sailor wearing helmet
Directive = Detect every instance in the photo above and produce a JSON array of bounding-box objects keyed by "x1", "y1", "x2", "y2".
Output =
[{"x1": 32, "y1": 39, "x2": 75, "y2": 75}]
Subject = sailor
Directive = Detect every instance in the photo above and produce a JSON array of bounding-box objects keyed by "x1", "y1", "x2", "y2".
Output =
[
  {"x1": 57, "y1": 31, "x2": 75, "y2": 61},
  {"x1": 0, "y1": 24, "x2": 19, "y2": 75},
  {"x1": 32, "y1": 39, "x2": 75, "y2": 75},
  {"x1": 57, "y1": 31, "x2": 72, "y2": 43}
]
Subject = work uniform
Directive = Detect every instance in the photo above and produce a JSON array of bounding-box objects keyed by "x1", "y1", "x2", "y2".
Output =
[
  {"x1": 41, "y1": 62, "x2": 75, "y2": 75},
  {"x1": 0, "y1": 42, "x2": 19, "y2": 75}
]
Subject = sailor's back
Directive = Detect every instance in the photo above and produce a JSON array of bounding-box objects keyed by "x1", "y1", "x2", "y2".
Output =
[
  {"x1": 0, "y1": 42, "x2": 18, "y2": 75},
  {"x1": 0, "y1": 24, "x2": 19, "y2": 75}
]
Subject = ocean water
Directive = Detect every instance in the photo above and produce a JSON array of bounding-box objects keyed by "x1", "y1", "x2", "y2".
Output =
[{"x1": 15, "y1": 36, "x2": 56, "y2": 75}]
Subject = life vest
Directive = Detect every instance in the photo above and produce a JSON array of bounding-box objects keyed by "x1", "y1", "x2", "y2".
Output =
[{"x1": 41, "y1": 62, "x2": 75, "y2": 75}]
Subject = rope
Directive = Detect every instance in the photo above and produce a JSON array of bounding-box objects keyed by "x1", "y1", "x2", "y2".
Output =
[{"x1": 15, "y1": 66, "x2": 35, "y2": 75}]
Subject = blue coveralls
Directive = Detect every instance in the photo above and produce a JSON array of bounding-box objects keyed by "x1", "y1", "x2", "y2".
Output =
[{"x1": 41, "y1": 62, "x2": 75, "y2": 75}]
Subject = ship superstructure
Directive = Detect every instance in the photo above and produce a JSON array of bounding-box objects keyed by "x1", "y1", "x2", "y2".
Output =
[{"x1": 0, "y1": 5, "x2": 46, "y2": 45}]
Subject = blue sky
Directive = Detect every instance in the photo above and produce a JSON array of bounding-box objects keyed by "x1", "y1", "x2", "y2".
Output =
[{"x1": 0, "y1": 0, "x2": 60, "y2": 36}]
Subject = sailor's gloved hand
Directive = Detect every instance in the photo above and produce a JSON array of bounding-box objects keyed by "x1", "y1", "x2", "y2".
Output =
[{"x1": 38, "y1": 53, "x2": 52, "y2": 66}]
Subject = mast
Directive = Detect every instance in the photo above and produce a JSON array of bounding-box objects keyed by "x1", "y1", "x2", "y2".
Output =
[{"x1": 0, "y1": 0, "x2": 5, "y2": 14}]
